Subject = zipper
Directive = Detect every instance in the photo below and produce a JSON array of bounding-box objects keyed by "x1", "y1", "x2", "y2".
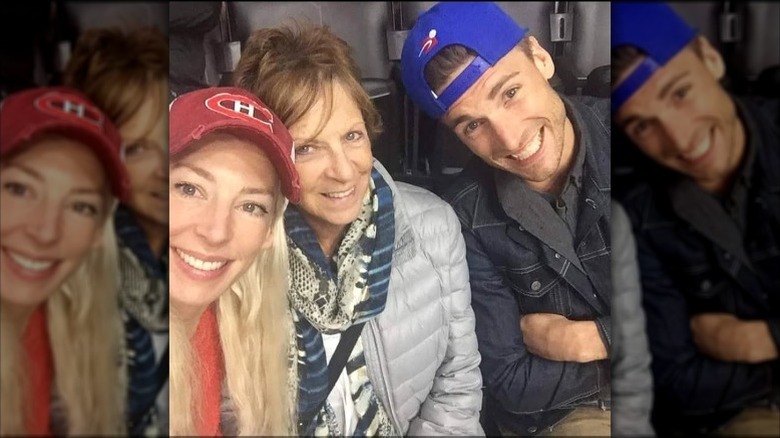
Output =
[{"x1": 364, "y1": 320, "x2": 403, "y2": 433}]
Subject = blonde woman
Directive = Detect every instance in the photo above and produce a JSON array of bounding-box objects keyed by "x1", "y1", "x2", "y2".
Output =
[
  {"x1": 168, "y1": 86, "x2": 301, "y2": 436},
  {"x1": 63, "y1": 25, "x2": 169, "y2": 435},
  {"x1": 0, "y1": 87, "x2": 130, "y2": 435}
]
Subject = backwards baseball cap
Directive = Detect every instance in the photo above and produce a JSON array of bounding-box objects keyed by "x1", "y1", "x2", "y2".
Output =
[
  {"x1": 611, "y1": 3, "x2": 698, "y2": 113},
  {"x1": 169, "y1": 86, "x2": 301, "y2": 204},
  {"x1": 401, "y1": 2, "x2": 528, "y2": 119},
  {"x1": 0, "y1": 86, "x2": 131, "y2": 201}
]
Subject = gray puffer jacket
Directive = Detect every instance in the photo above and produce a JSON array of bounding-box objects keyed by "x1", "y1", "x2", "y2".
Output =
[{"x1": 364, "y1": 161, "x2": 484, "y2": 436}]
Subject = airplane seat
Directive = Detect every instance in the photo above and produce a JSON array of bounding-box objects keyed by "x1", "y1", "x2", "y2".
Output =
[
  {"x1": 169, "y1": 2, "x2": 221, "y2": 100},
  {"x1": 583, "y1": 64, "x2": 611, "y2": 99},
  {"x1": 225, "y1": 2, "x2": 404, "y2": 176},
  {"x1": 755, "y1": 65, "x2": 780, "y2": 98}
]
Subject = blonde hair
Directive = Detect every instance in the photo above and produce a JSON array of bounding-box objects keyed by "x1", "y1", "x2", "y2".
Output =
[
  {"x1": 169, "y1": 169, "x2": 295, "y2": 436},
  {"x1": 233, "y1": 21, "x2": 382, "y2": 141},
  {"x1": 1, "y1": 221, "x2": 125, "y2": 436}
]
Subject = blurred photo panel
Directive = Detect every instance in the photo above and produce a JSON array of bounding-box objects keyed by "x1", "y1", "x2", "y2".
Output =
[
  {"x1": 1, "y1": 2, "x2": 169, "y2": 435},
  {"x1": 611, "y1": 2, "x2": 780, "y2": 437}
]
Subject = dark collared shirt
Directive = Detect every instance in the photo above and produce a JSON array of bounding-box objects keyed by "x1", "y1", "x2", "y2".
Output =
[
  {"x1": 721, "y1": 111, "x2": 757, "y2": 234},
  {"x1": 541, "y1": 137, "x2": 586, "y2": 235}
]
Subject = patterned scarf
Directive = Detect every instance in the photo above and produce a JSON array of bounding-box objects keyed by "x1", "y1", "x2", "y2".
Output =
[
  {"x1": 286, "y1": 169, "x2": 396, "y2": 436},
  {"x1": 114, "y1": 205, "x2": 169, "y2": 435}
]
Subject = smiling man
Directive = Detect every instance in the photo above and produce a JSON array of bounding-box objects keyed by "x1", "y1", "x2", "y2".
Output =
[
  {"x1": 612, "y1": 2, "x2": 780, "y2": 436},
  {"x1": 401, "y1": 2, "x2": 611, "y2": 436}
]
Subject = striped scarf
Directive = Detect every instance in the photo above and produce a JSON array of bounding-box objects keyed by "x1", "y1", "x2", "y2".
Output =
[
  {"x1": 114, "y1": 205, "x2": 169, "y2": 435},
  {"x1": 286, "y1": 169, "x2": 396, "y2": 436}
]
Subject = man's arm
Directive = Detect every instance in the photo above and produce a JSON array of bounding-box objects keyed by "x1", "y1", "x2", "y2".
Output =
[
  {"x1": 520, "y1": 313, "x2": 608, "y2": 362},
  {"x1": 463, "y1": 228, "x2": 605, "y2": 414},
  {"x1": 690, "y1": 313, "x2": 779, "y2": 363},
  {"x1": 635, "y1": 231, "x2": 775, "y2": 413}
]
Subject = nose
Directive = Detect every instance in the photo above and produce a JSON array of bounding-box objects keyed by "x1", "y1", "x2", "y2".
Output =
[
  {"x1": 658, "y1": 111, "x2": 695, "y2": 154},
  {"x1": 26, "y1": 200, "x2": 62, "y2": 246},
  {"x1": 326, "y1": 146, "x2": 357, "y2": 182},
  {"x1": 194, "y1": 202, "x2": 233, "y2": 247},
  {"x1": 492, "y1": 112, "x2": 523, "y2": 153}
]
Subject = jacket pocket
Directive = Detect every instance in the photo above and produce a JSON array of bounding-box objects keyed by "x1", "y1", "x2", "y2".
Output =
[
  {"x1": 506, "y1": 263, "x2": 572, "y2": 316},
  {"x1": 675, "y1": 263, "x2": 734, "y2": 313}
]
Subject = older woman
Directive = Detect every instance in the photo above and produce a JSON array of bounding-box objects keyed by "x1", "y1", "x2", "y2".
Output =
[
  {"x1": 167, "y1": 86, "x2": 300, "y2": 436},
  {"x1": 234, "y1": 24, "x2": 483, "y2": 436},
  {"x1": 63, "y1": 25, "x2": 170, "y2": 435},
  {"x1": 0, "y1": 87, "x2": 129, "y2": 435}
]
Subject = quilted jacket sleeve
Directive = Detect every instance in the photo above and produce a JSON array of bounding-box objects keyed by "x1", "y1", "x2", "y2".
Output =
[{"x1": 407, "y1": 201, "x2": 485, "y2": 436}]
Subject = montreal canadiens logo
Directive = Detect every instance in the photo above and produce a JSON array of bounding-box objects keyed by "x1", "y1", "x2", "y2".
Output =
[
  {"x1": 34, "y1": 92, "x2": 104, "y2": 129},
  {"x1": 418, "y1": 29, "x2": 438, "y2": 57},
  {"x1": 205, "y1": 93, "x2": 274, "y2": 134}
]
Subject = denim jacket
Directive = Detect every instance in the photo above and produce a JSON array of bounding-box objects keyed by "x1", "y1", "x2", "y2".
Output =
[
  {"x1": 620, "y1": 96, "x2": 780, "y2": 434},
  {"x1": 443, "y1": 95, "x2": 612, "y2": 434}
]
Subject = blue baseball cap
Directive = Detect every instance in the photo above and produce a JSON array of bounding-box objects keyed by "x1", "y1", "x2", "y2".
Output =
[
  {"x1": 401, "y1": 2, "x2": 528, "y2": 120},
  {"x1": 611, "y1": 2, "x2": 697, "y2": 113}
]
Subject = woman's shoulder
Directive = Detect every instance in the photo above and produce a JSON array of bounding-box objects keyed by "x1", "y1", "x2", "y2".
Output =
[{"x1": 394, "y1": 182, "x2": 458, "y2": 227}]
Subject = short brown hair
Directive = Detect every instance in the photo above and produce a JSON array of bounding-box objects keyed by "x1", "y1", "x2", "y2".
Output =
[
  {"x1": 233, "y1": 22, "x2": 382, "y2": 141},
  {"x1": 612, "y1": 37, "x2": 704, "y2": 86},
  {"x1": 63, "y1": 25, "x2": 168, "y2": 128},
  {"x1": 424, "y1": 37, "x2": 534, "y2": 94}
]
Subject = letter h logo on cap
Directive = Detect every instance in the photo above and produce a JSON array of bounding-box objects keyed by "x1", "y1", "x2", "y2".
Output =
[
  {"x1": 35, "y1": 91, "x2": 105, "y2": 130},
  {"x1": 205, "y1": 93, "x2": 275, "y2": 135}
]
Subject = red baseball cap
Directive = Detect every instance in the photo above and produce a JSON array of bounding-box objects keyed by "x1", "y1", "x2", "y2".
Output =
[
  {"x1": 0, "y1": 86, "x2": 131, "y2": 201},
  {"x1": 169, "y1": 87, "x2": 301, "y2": 204}
]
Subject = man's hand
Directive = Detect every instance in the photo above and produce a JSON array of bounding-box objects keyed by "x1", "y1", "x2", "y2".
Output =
[
  {"x1": 520, "y1": 313, "x2": 608, "y2": 363},
  {"x1": 690, "y1": 313, "x2": 779, "y2": 363}
]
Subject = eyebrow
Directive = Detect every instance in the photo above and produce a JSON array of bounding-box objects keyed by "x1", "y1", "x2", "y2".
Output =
[
  {"x1": 488, "y1": 72, "x2": 520, "y2": 100},
  {"x1": 8, "y1": 163, "x2": 42, "y2": 181},
  {"x1": 617, "y1": 72, "x2": 692, "y2": 128},
  {"x1": 617, "y1": 114, "x2": 640, "y2": 130},
  {"x1": 449, "y1": 72, "x2": 521, "y2": 129},
  {"x1": 240, "y1": 187, "x2": 274, "y2": 196},
  {"x1": 172, "y1": 163, "x2": 213, "y2": 181},
  {"x1": 8, "y1": 164, "x2": 104, "y2": 195},
  {"x1": 658, "y1": 72, "x2": 690, "y2": 100}
]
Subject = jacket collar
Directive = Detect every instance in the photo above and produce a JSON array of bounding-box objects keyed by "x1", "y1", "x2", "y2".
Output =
[
  {"x1": 373, "y1": 159, "x2": 411, "y2": 249},
  {"x1": 666, "y1": 96, "x2": 773, "y2": 267},
  {"x1": 494, "y1": 95, "x2": 611, "y2": 266}
]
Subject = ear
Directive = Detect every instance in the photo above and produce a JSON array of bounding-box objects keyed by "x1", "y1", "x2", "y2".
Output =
[
  {"x1": 697, "y1": 36, "x2": 726, "y2": 81},
  {"x1": 527, "y1": 36, "x2": 555, "y2": 80}
]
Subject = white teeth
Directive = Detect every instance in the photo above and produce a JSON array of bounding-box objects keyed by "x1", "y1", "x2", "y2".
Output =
[
  {"x1": 325, "y1": 187, "x2": 354, "y2": 199},
  {"x1": 510, "y1": 128, "x2": 543, "y2": 161},
  {"x1": 176, "y1": 248, "x2": 226, "y2": 272},
  {"x1": 8, "y1": 251, "x2": 54, "y2": 271},
  {"x1": 683, "y1": 135, "x2": 711, "y2": 160}
]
